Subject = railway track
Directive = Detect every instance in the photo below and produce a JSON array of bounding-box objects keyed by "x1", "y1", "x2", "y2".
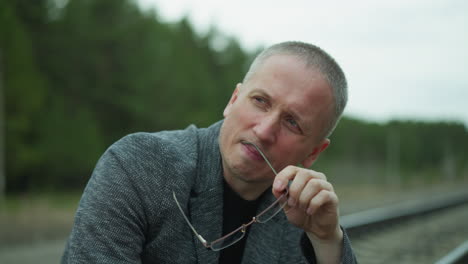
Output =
[
  {"x1": 341, "y1": 191, "x2": 468, "y2": 264},
  {"x1": 1, "y1": 187, "x2": 466, "y2": 264}
]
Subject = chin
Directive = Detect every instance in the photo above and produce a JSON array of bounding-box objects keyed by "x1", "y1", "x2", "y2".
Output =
[{"x1": 235, "y1": 174, "x2": 273, "y2": 185}]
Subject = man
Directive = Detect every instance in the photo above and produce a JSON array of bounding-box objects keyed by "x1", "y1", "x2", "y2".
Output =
[{"x1": 62, "y1": 41, "x2": 357, "y2": 263}]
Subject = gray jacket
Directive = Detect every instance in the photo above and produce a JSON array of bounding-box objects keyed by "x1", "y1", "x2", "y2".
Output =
[{"x1": 62, "y1": 121, "x2": 357, "y2": 263}]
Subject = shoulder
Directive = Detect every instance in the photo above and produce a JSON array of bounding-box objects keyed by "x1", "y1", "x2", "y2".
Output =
[
  {"x1": 111, "y1": 125, "x2": 199, "y2": 163},
  {"x1": 95, "y1": 125, "x2": 201, "y2": 190}
]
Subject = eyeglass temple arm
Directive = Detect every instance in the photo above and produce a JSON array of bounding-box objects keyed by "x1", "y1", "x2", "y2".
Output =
[
  {"x1": 173, "y1": 142, "x2": 285, "y2": 249},
  {"x1": 241, "y1": 141, "x2": 278, "y2": 175},
  {"x1": 172, "y1": 191, "x2": 208, "y2": 246},
  {"x1": 243, "y1": 141, "x2": 292, "y2": 191},
  {"x1": 243, "y1": 142, "x2": 294, "y2": 188}
]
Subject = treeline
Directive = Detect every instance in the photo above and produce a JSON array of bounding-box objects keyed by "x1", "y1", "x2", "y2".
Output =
[
  {"x1": 1, "y1": 0, "x2": 254, "y2": 192},
  {"x1": 1, "y1": 0, "x2": 467, "y2": 193},
  {"x1": 315, "y1": 118, "x2": 468, "y2": 185}
]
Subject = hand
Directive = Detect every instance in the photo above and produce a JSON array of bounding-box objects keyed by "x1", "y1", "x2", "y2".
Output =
[{"x1": 272, "y1": 165, "x2": 342, "y2": 242}]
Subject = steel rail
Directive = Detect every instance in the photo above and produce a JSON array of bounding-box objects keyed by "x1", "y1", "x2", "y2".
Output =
[
  {"x1": 340, "y1": 190, "x2": 468, "y2": 237},
  {"x1": 435, "y1": 240, "x2": 468, "y2": 264}
]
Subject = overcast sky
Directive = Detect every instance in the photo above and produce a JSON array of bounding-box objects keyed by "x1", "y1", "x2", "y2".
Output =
[{"x1": 137, "y1": 0, "x2": 468, "y2": 127}]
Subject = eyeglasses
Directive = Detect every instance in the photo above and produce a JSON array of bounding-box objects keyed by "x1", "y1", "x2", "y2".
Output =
[{"x1": 172, "y1": 141, "x2": 289, "y2": 251}]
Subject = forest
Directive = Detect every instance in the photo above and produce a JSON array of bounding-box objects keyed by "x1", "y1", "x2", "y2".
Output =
[{"x1": 1, "y1": 0, "x2": 467, "y2": 194}]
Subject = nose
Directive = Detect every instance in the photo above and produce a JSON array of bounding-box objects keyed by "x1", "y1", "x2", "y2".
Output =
[{"x1": 253, "y1": 114, "x2": 278, "y2": 144}]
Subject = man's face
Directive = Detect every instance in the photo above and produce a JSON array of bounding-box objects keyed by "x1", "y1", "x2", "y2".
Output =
[{"x1": 219, "y1": 54, "x2": 333, "y2": 187}]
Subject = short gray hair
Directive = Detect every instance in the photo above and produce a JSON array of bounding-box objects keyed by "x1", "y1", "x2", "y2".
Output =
[{"x1": 243, "y1": 41, "x2": 347, "y2": 139}]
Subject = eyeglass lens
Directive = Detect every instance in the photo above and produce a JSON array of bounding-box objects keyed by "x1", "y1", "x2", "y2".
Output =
[
  {"x1": 209, "y1": 191, "x2": 289, "y2": 251},
  {"x1": 211, "y1": 227, "x2": 246, "y2": 251},
  {"x1": 256, "y1": 192, "x2": 288, "y2": 223}
]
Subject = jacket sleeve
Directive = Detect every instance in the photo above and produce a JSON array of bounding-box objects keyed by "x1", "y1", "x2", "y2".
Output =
[
  {"x1": 61, "y1": 147, "x2": 147, "y2": 264},
  {"x1": 299, "y1": 227, "x2": 357, "y2": 264},
  {"x1": 277, "y1": 224, "x2": 357, "y2": 264}
]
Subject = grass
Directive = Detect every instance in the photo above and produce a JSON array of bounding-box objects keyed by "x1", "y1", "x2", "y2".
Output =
[{"x1": 0, "y1": 192, "x2": 81, "y2": 248}]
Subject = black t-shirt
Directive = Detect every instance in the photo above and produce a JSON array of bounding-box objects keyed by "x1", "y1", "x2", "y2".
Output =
[{"x1": 218, "y1": 180, "x2": 261, "y2": 264}]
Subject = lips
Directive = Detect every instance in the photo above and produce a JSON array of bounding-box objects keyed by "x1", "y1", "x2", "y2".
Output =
[{"x1": 241, "y1": 141, "x2": 264, "y2": 161}]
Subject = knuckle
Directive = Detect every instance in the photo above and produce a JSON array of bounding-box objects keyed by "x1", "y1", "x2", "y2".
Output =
[
  {"x1": 324, "y1": 181, "x2": 334, "y2": 191},
  {"x1": 305, "y1": 178, "x2": 318, "y2": 190},
  {"x1": 316, "y1": 172, "x2": 327, "y2": 180}
]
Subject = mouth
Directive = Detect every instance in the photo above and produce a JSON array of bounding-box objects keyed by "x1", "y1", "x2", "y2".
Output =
[
  {"x1": 241, "y1": 140, "x2": 263, "y2": 161},
  {"x1": 240, "y1": 140, "x2": 278, "y2": 175}
]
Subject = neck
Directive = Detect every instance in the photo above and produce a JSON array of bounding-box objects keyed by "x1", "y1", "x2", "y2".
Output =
[{"x1": 223, "y1": 172, "x2": 271, "y2": 201}]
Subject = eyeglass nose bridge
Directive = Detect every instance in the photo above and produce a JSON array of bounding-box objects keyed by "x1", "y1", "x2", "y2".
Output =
[
  {"x1": 242, "y1": 217, "x2": 258, "y2": 232},
  {"x1": 173, "y1": 141, "x2": 287, "y2": 251}
]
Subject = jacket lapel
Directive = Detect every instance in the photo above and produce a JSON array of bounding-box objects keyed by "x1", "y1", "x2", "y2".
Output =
[
  {"x1": 189, "y1": 121, "x2": 224, "y2": 263},
  {"x1": 189, "y1": 187, "x2": 223, "y2": 263},
  {"x1": 241, "y1": 192, "x2": 286, "y2": 264},
  {"x1": 186, "y1": 121, "x2": 285, "y2": 264}
]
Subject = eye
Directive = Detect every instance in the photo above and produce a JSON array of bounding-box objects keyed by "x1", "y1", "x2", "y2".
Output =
[
  {"x1": 253, "y1": 96, "x2": 266, "y2": 104},
  {"x1": 251, "y1": 96, "x2": 269, "y2": 109},
  {"x1": 284, "y1": 117, "x2": 302, "y2": 133},
  {"x1": 286, "y1": 118, "x2": 298, "y2": 127}
]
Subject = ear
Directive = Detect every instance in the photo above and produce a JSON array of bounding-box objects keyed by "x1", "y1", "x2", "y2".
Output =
[
  {"x1": 223, "y1": 83, "x2": 242, "y2": 117},
  {"x1": 301, "y1": 138, "x2": 330, "y2": 168}
]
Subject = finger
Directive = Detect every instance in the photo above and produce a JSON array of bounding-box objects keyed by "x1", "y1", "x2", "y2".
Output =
[
  {"x1": 286, "y1": 171, "x2": 310, "y2": 207},
  {"x1": 272, "y1": 165, "x2": 298, "y2": 196},
  {"x1": 298, "y1": 179, "x2": 333, "y2": 210},
  {"x1": 287, "y1": 169, "x2": 332, "y2": 209},
  {"x1": 306, "y1": 189, "x2": 339, "y2": 216},
  {"x1": 312, "y1": 171, "x2": 327, "y2": 181},
  {"x1": 273, "y1": 166, "x2": 327, "y2": 196}
]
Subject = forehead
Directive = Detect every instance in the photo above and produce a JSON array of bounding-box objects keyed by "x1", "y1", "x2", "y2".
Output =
[{"x1": 250, "y1": 54, "x2": 330, "y2": 92}]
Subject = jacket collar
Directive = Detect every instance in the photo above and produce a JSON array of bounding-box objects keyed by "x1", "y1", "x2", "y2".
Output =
[
  {"x1": 189, "y1": 121, "x2": 224, "y2": 263},
  {"x1": 188, "y1": 120, "x2": 285, "y2": 264}
]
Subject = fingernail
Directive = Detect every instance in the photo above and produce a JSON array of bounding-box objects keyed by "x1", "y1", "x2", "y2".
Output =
[
  {"x1": 273, "y1": 180, "x2": 284, "y2": 191},
  {"x1": 288, "y1": 197, "x2": 296, "y2": 207},
  {"x1": 307, "y1": 208, "x2": 313, "y2": 215}
]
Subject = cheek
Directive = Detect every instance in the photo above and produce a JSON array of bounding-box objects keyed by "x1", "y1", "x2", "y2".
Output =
[
  {"x1": 275, "y1": 137, "x2": 310, "y2": 164},
  {"x1": 230, "y1": 103, "x2": 257, "y2": 126}
]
